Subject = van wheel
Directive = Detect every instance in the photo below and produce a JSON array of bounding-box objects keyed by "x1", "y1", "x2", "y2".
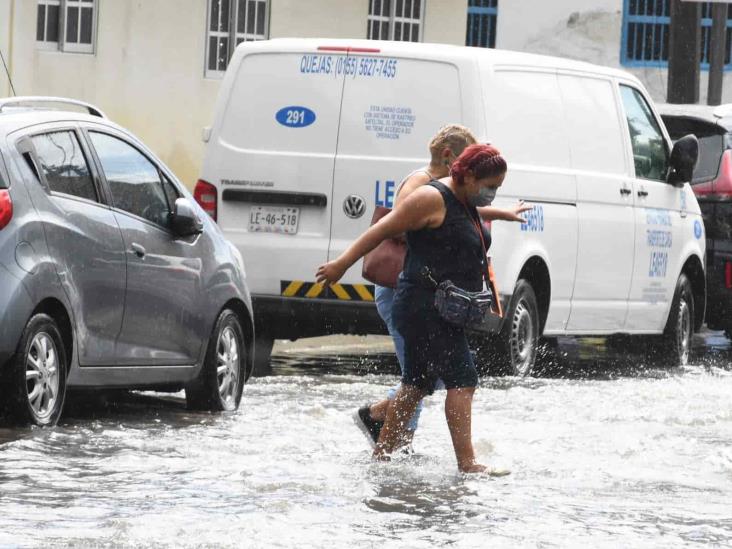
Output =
[
  {"x1": 650, "y1": 273, "x2": 694, "y2": 366},
  {"x1": 0, "y1": 314, "x2": 68, "y2": 426},
  {"x1": 252, "y1": 334, "x2": 274, "y2": 377},
  {"x1": 186, "y1": 309, "x2": 245, "y2": 411},
  {"x1": 475, "y1": 280, "x2": 540, "y2": 376}
]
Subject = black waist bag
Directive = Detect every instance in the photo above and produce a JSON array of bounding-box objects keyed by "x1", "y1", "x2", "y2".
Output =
[{"x1": 434, "y1": 280, "x2": 493, "y2": 329}]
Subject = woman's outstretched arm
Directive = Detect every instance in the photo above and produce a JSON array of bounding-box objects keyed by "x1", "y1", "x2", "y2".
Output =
[
  {"x1": 478, "y1": 200, "x2": 532, "y2": 222},
  {"x1": 316, "y1": 186, "x2": 444, "y2": 284}
]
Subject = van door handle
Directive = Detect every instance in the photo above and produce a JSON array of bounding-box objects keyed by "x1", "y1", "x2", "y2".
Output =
[
  {"x1": 619, "y1": 186, "x2": 632, "y2": 196},
  {"x1": 637, "y1": 189, "x2": 649, "y2": 198},
  {"x1": 130, "y1": 243, "x2": 146, "y2": 258}
]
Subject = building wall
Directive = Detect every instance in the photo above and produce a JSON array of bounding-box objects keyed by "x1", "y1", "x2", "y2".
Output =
[
  {"x1": 0, "y1": 0, "x2": 13, "y2": 97},
  {"x1": 270, "y1": 0, "x2": 368, "y2": 38},
  {"x1": 2, "y1": 0, "x2": 732, "y2": 187},
  {"x1": 423, "y1": 0, "x2": 467, "y2": 45},
  {"x1": 4, "y1": 0, "x2": 220, "y2": 187}
]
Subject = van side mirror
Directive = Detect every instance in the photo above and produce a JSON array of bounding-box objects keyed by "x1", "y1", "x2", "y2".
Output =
[
  {"x1": 667, "y1": 134, "x2": 699, "y2": 186},
  {"x1": 171, "y1": 198, "x2": 203, "y2": 236}
]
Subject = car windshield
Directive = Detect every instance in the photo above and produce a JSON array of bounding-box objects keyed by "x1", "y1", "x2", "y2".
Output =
[{"x1": 694, "y1": 133, "x2": 726, "y2": 182}]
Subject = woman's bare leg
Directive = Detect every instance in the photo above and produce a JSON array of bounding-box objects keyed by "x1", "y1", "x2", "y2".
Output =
[
  {"x1": 445, "y1": 387, "x2": 487, "y2": 473},
  {"x1": 373, "y1": 384, "x2": 424, "y2": 459},
  {"x1": 369, "y1": 399, "x2": 390, "y2": 422},
  {"x1": 370, "y1": 398, "x2": 415, "y2": 448}
]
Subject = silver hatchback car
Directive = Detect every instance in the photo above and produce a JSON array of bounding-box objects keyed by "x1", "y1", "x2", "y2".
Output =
[{"x1": 0, "y1": 97, "x2": 254, "y2": 426}]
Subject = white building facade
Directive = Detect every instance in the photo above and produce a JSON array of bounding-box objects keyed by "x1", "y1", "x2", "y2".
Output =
[{"x1": 0, "y1": 0, "x2": 729, "y2": 187}]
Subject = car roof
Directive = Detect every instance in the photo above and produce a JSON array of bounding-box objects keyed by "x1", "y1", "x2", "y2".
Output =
[
  {"x1": 657, "y1": 102, "x2": 732, "y2": 131},
  {"x1": 0, "y1": 109, "x2": 123, "y2": 138},
  {"x1": 235, "y1": 38, "x2": 639, "y2": 83}
]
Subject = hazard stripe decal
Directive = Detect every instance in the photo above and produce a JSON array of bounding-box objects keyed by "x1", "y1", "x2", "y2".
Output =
[{"x1": 280, "y1": 281, "x2": 375, "y2": 301}]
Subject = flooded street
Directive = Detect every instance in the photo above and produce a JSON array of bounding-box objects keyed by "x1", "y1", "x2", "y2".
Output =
[{"x1": 1, "y1": 334, "x2": 731, "y2": 547}]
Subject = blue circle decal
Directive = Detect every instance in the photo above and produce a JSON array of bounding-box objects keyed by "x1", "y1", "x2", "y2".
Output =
[
  {"x1": 275, "y1": 106, "x2": 316, "y2": 128},
  {"x1": 694, "y1": 219, "x2": 703, "y2": 239}
]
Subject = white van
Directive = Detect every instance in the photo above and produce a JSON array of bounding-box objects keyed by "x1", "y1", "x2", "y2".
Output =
[{"x1": 198, "y1": 38, "x2": 705, "y2": 375}]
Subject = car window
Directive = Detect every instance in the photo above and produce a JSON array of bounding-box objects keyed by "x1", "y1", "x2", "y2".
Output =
[
  {"x1": 619, "y1": 86, "x2": 669, "y2": 182},
  {"x1": 31, "y1": 131, "x2": 97, "y2": 201},
  {"x1": 162, "y1": 176, "x2": 179, "y2": 210},
  {"x1": 693, "y1": 134, "x2": 725, "y2": 182},
  {"x1": 89, "y1": 132, "x2": 170, "y2": 227},
  {"x1": 0, "y1": 152, "x2": 6, "y2": 189}
]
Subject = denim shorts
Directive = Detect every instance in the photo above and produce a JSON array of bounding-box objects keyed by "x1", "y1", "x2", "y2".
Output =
[{"x1": 392, "y1": 283, "x2": 478, "y2": 395}]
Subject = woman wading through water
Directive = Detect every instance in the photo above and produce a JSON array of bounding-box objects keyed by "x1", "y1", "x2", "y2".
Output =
[
  {"x1": 354, "y1": 124, "x2": 528, "y2": 453},
  {"x1": 317, "y1": 144, "x2": 511, "y2": 474}
]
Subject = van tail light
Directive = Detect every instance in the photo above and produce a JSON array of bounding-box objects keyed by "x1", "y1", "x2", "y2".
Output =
[
  {"x1": 726, "y1": 261, "x2": 732, "y2": 289},
  {"x1": 0, "y1": 190, "x2": 12, "y2": 230},
  {"x1": 194, "y1": 179, "x2": 217, "y2": 221}
]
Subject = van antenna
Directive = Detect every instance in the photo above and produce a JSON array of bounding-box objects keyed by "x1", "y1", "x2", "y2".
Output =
[{"x1": 0, "y1": 47, "x2": 16, "y2": 96}]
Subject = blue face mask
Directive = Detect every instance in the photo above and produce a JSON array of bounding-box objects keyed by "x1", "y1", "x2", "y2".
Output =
[{"x1": 468, "y1": 186, "x2": 497, "y2": 207}]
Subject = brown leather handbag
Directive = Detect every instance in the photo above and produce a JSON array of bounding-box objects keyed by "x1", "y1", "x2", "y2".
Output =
[{"x1": 361, "y1": 206, "x2": 406, "y2": 289}]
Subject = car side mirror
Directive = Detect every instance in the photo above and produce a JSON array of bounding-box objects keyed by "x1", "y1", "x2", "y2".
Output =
[
  {"x1": 171, "y1": 198, "x2": 203, "y2": 236},
  {"x1": 667, "y1": 134, "x2": 699, "y2": 186}
]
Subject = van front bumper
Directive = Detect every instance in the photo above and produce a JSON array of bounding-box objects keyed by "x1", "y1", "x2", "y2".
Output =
[{"x1": 252, "y1": 295, "x2": 388, "y2": 340}]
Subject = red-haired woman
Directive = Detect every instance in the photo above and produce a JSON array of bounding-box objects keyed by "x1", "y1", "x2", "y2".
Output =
[{"x1": 317, "y1": 144, "x2": 509, "y2": 474}]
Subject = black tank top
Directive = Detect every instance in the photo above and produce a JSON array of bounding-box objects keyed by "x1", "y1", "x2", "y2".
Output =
[{"x1": 402, "y1": 180, "x2": 491, "y2": 292}]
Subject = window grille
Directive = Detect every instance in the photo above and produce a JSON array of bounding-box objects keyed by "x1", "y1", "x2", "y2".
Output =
[
  {"x1": 206, "y1": 0, "x2": 269, "y2": 77},
  {"x1": 466, "y1": 0, "x2": 497, "y2": 48},
  {"x1": 367, "y1": 0, "x2": 424, "y2": 42},
  {"x1": 621, "y1": 0, "x2": 732, "y2": 69}
]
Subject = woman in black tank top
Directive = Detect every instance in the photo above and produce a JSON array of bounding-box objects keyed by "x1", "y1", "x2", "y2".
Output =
[{"x1": 317, "y1": 144, "x2": 509, "y2": 475}]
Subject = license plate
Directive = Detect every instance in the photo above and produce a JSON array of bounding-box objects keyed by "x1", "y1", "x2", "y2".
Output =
[{"x1": 248, "y1": 206, "x2": 300, "y2": 234}]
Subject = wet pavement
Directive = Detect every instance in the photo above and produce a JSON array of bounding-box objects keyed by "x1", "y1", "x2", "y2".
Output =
[{"x1": 0, "y1": 332, "x2": 731, "y2": 547}]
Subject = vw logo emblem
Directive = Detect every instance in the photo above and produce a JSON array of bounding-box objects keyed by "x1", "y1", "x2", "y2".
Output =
[{"x1": 343, "y1": 195, "x2": 366, "y2": 219}]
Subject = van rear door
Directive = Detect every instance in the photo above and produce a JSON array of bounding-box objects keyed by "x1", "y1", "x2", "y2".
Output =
[
  {"x1": 331, "y1": 51, "x2": 465, "y2": 293},
  {"x1": 210, "y1": 50, "x2": 346, "y2": 296}
]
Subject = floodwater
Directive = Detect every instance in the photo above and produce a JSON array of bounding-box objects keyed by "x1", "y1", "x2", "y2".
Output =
[{"x1": 0, "y1": 334, "x2": 731, "y2": 548}]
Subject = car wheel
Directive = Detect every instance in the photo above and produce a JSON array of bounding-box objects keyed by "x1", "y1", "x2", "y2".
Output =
[
  {"x1": 650, "y1": 273, "x2": 694, "y2": 366},
  {"x1": 1, "y1": 314, "x2": 68, "y2": 427},
  {"x1": 186, "y1": 309, "x2": 245, "y2": 411},
  {"x1": 474, "y1": 280, "x2": 540, "y2": 377}
]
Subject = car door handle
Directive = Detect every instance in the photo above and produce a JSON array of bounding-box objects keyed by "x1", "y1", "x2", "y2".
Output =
[
  {"x1": 637, "y1": 190, "x2": 649, "y2": 197},
  {"x1": 130, "y1": 243, "x2": 146, "y2": 258},
  {"x1": 619, "y1": 187, "x2": 632, "y2": 196}
]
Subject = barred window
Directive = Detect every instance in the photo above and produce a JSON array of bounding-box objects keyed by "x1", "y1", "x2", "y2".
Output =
[
  {"x1": 36, "y1": 0, "x2": 96, "y2": 53},
  {"x1": 622, "y1": 0, "x2": 732, "y2": 69},
  {"x1": 367, "y1": 0, "x2": 424, "y2": 42},
  {"x1": 206, "y1": 0, "x2": 269, "y2": 77},
  {"x1": 466, "y1": 0, "x2": 498, "y2": 48}
]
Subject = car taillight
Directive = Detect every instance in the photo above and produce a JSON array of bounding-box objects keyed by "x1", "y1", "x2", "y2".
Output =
[
  {"x1": 194, "y1": 179, "x2": 217, "y2": 221},
  {"x1": 0, "y1": 190, "x2": 12, "y2": 230},
  {"x1": 726, "y1": 261, "x2": 732, "y2": 289}
]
